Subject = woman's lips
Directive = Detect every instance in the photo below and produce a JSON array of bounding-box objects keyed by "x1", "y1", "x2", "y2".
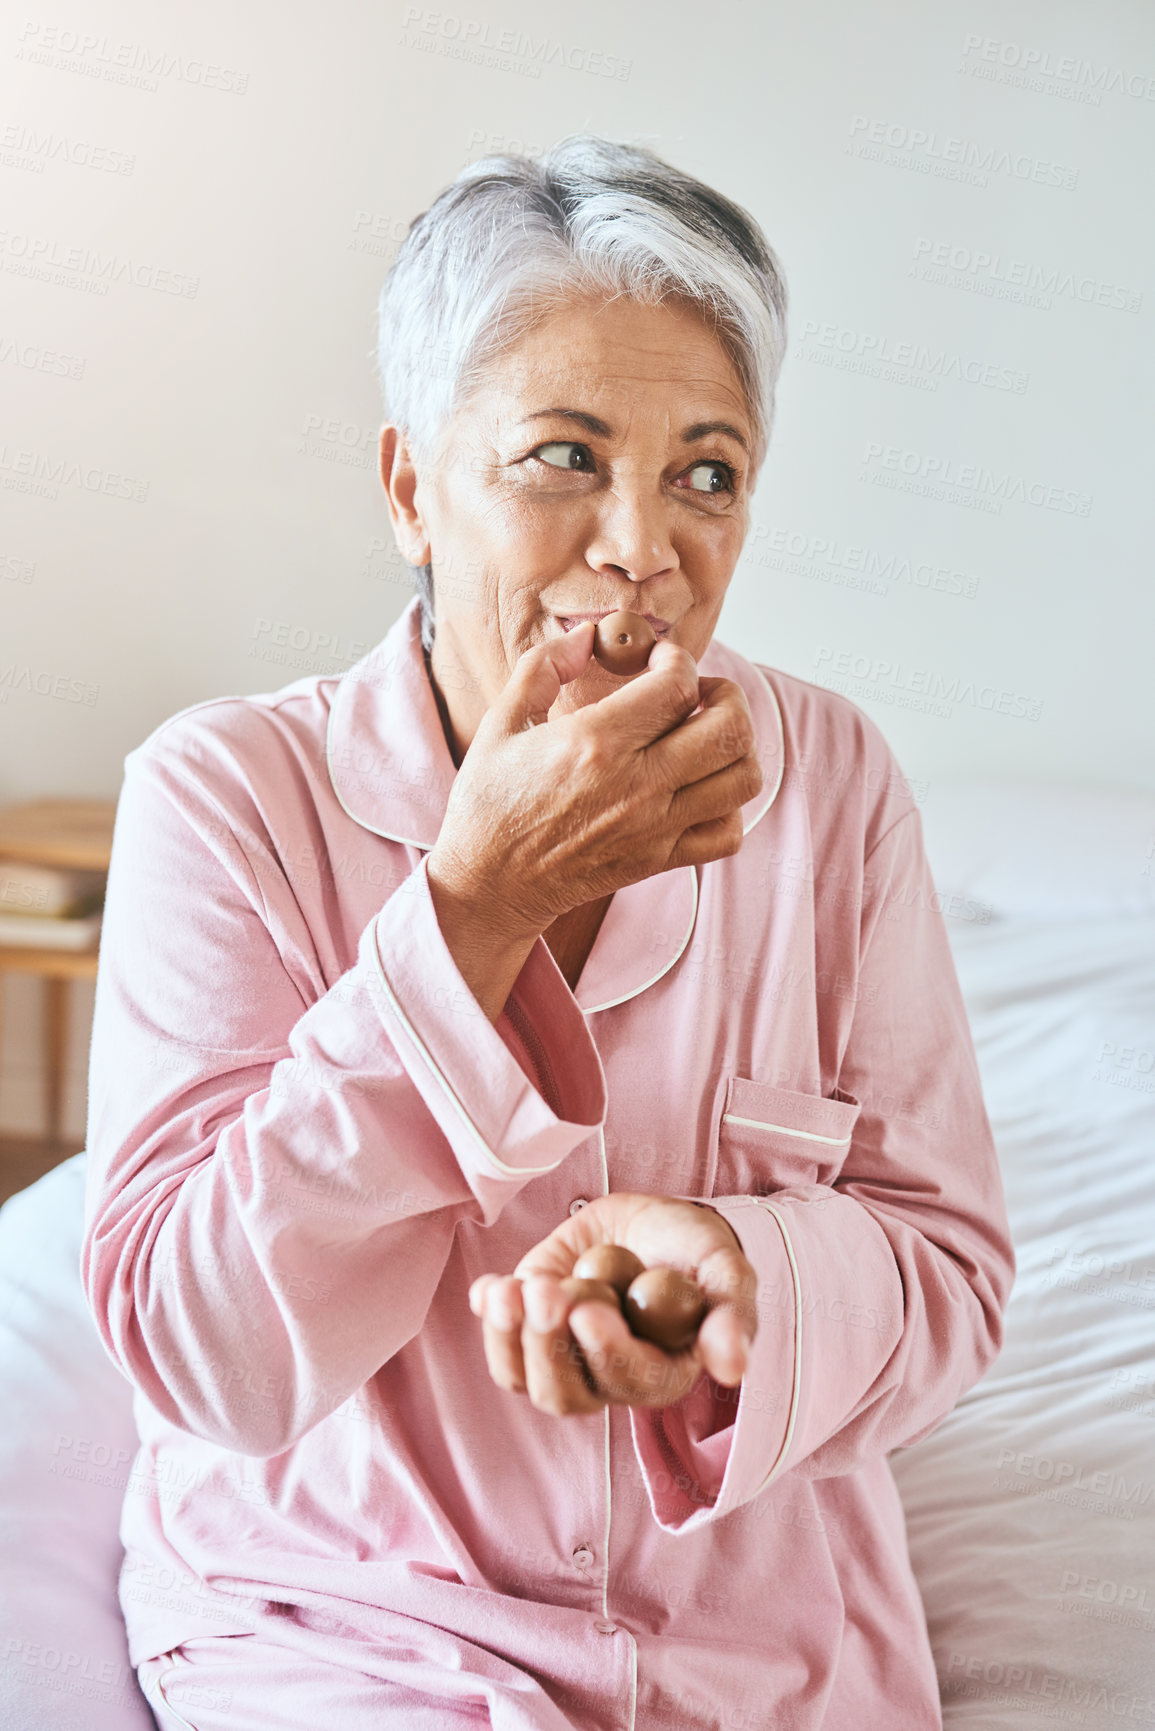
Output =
[{"x1": 555, "y1": 611, "x2": 671, "y2": 636}]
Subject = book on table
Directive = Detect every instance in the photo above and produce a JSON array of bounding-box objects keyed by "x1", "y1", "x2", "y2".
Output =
[
  {"x1": 0, "y1": 911, "x2": 103, "y2": 951},
  {"x1": 0, "y1": 862, "x2": 106, "y2": 919},
  {"x1": 0, "y1": 864, "x2": 105, "y2": 950}
]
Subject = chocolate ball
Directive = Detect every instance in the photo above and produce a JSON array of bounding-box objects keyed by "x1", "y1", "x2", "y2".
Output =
[
  {"x1": 623, "y1": 1267, "x2": 708, "y2": 1352},
  {"x1": 559, "y1": 1276, "x2": 622, "y2": 1314},
  {"x1": 572, "y1": 1244, "x2": 646, "y2": 1298},
  {"x1": 593, "y1": 610, "x2": 656, "y2": 676}
]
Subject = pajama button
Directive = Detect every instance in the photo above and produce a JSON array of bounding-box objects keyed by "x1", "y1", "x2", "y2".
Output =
[
  {"x1": 594, "y1": 1619, "x2": 617, "y2": 1634},
  {"x1": 568, "y1": 1198, "x2": 589, "y2": 1215},
  {"x1": 572, "y1": 1545, "x2": 594, "y2": 1568}
]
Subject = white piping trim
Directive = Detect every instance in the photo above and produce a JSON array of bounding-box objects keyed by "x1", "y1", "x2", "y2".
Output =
[
  {"x1": 597, "y1": 1122, "x2": 614, "y2": 1619},
  {"x1": 721, "y1": 1112, "x2": 852, "y2": 1147},
  {"x1": 580, "y1": 654, "x2": 779, "y2": 1013},
  {"x1": 753, "y1": 1200, "x2": 802, "y2": 1496},
  {"x1": 580, "y1": 866, "x2": 699, "y2": 1015},
  {"x1": 742, "y1": 663, "x2": 786, "y2": 834},
  {"x1": 600, "y1": 1413, "x2": 613, "y2": 1621},
  {"x1": 325, "y1": 628, "x2": 780, "y2": 1019},
  {"x1": 369, "y1": 911, "x2": 562, "y2": 1180},
  {"x1": 626, "y1": 1633, "x2": 638, "y2": 1729},
  {"x1": 145, "y1": 1657, "x2": 200, "y2": 1731},
  {"x1": 325, "y1": 624, "x2": 785, "y2": 854},
  {"x1": 324, "y1": 677, "x2": 434, "y2": 849},
  {"x1": 596, "y1": 1114, "x2": 637, "y2": 1726}
]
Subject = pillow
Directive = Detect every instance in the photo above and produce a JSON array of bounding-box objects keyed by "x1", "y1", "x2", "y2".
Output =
[
  {"x1": 0, "y1": 1153, "x2": 155, "y2": 1730},
  {"x1": 919, "y1": 779, "x2": 1155, "y2": 921}
]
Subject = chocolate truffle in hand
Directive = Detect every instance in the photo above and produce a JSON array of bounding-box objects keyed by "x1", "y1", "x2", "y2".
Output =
[
  {"x1": 572, "y1": 1244, "x2": 646, "y2": 1298},
  {"x1": 559, "y1": 1276, "x2": 622, "y2": 1314},
  {"x1": 592, "y1": 610, "x2": 656, "y2": 676},
  {"x1": 623, "y1": 1267, "x2": 708, "y2": 1352}
]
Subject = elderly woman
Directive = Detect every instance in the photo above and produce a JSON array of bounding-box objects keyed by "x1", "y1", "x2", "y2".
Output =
[{"x1": 83, "y1": 134, "x2": 1013, "y2": 1730}]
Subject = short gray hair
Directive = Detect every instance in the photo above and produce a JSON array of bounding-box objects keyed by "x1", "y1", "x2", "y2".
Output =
[{"x1": 375, "y1": 132, "x2": 789, "y2": 652}]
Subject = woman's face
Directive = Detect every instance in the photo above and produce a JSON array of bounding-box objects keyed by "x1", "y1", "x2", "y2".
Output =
[{"x1": 380, "y1": 291, "x2": 757, "y2": 756}]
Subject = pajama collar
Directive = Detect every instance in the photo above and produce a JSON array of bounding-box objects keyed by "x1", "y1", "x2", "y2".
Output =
[{"x1": 326, "y1": 594, "x2": 784, "y2": 1014}]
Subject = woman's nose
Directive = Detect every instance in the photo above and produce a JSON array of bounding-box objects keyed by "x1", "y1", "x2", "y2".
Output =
[{"x1": 583, "y1": 489, "x2": 678, "y2": 584}]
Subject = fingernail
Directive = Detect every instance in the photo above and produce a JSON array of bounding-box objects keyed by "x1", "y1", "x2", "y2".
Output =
[
  {"x1": 716, "y1": 1343, "x2": 747, "y2": 1388},
  {"x1": 490, "y1": 1289, "x2": 518, "y2": 1331},
  {"x1": 524, "y1": 1279, "x2": 563, "y2": 1332}
]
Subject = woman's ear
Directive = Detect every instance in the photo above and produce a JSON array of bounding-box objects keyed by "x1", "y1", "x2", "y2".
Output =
[{"x1": 378, "y1": 424, "x2": 431, "y2": 568}]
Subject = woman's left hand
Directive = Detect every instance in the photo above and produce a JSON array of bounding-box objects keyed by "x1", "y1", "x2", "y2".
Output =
[{"x1": 468, "y1": 1194, "x2": 759, "y2": 1416}]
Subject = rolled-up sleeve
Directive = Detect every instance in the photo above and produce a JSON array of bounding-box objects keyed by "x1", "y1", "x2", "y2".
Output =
[
  {"x1": 81, "y1": 733, "x2": 606, "y2": 1459},
  {"x1": 631, "y1": 804, "x2": 1015, "y2": 1532}
]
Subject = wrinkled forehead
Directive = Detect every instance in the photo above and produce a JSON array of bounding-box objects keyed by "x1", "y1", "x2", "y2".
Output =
[{"x1": 462, "y1": 299, "x2": 753, "y2": 434}]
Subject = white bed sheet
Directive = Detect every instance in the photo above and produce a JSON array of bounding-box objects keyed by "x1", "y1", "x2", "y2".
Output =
[
  {"x1": 0, "y1": 1151, "x2": 157, "y2": 1729},
  {"x1": 890, "y1": 791, "x2": 1155, "y2": 1727}
]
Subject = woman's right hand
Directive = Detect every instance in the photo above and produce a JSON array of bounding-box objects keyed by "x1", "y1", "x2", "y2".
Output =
[{"x1": 425, "y1": 621, "x2": 763, "y2": 1005}]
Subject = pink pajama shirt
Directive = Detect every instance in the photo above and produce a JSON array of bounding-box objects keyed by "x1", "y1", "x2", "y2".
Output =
[{"x1": 82, "y1": 594, "x2": 1014, "y2": 1729}]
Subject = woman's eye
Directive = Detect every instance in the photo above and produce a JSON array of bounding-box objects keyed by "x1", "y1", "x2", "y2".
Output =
[
  {"x1": 685, "y1": 461, "x2": 735, "y2": 494},
  {"x1": 533, "y1": 442, "x2": 590, "y2": 471},
  {"x1": 528, "y1": 445, "x2": 735, "y2": 493}
]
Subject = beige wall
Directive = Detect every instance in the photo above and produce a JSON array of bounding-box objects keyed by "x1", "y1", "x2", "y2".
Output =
[{"x1": 2, "y1": 0, "x2": 1151, "y2": 1135}]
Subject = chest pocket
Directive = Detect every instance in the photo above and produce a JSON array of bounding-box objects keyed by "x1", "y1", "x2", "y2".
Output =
[{"x1": 711, "y1": 1076, "x2": 861, "y2": 1197}]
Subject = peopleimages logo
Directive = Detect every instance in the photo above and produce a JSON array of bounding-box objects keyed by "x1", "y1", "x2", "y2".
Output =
[
  {"x1": 0, "y1": 122, "x2": 135, "y2": 176},
  {"x1": 15, "y1": 20, "x2": 249, "y2": 94},
  {"x1": 813, "y1": 647, "x2": 1043, "y2": 723},
  {"x1": 746, "y1": 524, "x2": 979, "y2": 600},
  {"x1": 942, "y1": 1650, "x2": 1155, "y2": 1719},
  {"x1": 796, "y1": 320, "x2": 1028, "y2": 395},
  {"x1": 0, "y1": 443, "x2": 149, "y2": 503},
  {"x1": 846, "y1": 116, "x2": 1078, "y2": 189},
  {"x1": 399, "y1": 7, "x2": 632, "y2": 80},
  {"x1": 860, "y1": 442, "x2": 1092, "y2": 517},
  {"x1": 0, "y1": 333, "x2": 85, "y2": 380},
  {"x1": 911, "y1": 238, "x2": 1141, "y2": 314},
  {"x1": 959, "y1": 34, "x2": 1155, "y2": 103},
  {"x1": 0, "y1": 227, "x2": 199, "y2": 298}
]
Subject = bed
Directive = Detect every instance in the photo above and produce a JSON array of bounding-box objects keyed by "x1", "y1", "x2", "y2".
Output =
[{"x1": 1, "y1": 779, "x2": 1152, "y2": 1730}]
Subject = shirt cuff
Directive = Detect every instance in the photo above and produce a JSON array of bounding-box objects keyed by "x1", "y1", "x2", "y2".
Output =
[
  {"x1": 628, "y1": 1196, "x2": 797, "y2": 1532},
  {"x1": 368, "y1": 854, "x2": 607, "y2": 1209}
]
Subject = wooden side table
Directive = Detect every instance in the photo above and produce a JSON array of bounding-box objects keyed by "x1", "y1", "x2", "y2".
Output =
[{"x1": 0, "y1": 800, "x2": 117, "y2": 1140}]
